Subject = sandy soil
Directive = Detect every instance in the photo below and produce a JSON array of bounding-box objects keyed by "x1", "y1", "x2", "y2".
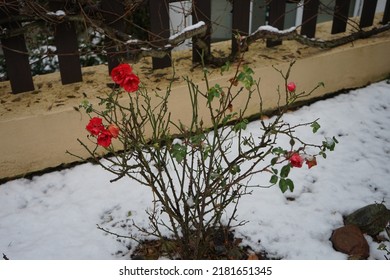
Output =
[{"x1": 1, "y1": 16, "x2": 389, "y2": 121}]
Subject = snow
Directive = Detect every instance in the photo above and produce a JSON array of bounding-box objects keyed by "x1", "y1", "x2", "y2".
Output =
[
  {"x1": 169, "y1": 21, "x2": 206, "y2": 41},
  {"x1": 126, "y1": 39, "x2": 141, "y2": 45},
  {"x1": 47, "y1": 10, "x2": 66, "y2": 17},
  {"x1": 1, "y1": 80, "x2": 390, "y2": 260},
  {"x1": 256, "y1": 25, "x2": 297, "y2": 34}
]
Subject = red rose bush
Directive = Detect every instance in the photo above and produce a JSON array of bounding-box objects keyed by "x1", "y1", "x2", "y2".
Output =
[{"x1": 75, "y1": 60, "x2": 337, "y2": 259}]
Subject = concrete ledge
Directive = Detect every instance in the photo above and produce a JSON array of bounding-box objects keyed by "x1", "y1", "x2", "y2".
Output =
[{"x1": 1, "y1": 34, "x2": 390, "y2": 180}]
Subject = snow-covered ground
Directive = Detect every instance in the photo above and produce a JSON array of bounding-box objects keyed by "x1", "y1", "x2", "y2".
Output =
[{"x1": 1, "y1": 80, "x2": 390, "y2": 260}]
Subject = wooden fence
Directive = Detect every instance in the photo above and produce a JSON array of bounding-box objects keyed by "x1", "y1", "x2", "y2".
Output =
[{"x1": 1, "y1": 0, "x2": 389, "y2": 94}]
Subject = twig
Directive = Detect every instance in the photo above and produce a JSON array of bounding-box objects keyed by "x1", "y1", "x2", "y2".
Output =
[
  {"x1": 96, "y1": 224, "x2": 139, "y2": 244},
  {"x1": 243, "y1": 24, "x2": 390, "y2": 49}
]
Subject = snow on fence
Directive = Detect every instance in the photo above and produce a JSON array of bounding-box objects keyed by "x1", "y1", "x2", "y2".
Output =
[{"x1": 0, "y1": 0, "x2": 389, "y2": 94}]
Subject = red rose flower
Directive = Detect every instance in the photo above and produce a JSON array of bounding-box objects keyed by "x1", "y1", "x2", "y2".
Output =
[
  {"x1": 108, "y1": 124, "x2": 120, "y2": 138},
  {"x1": 287, "y1": 82, "x2": 296, "y2": 93},
  {"x1": 111, "y1": 64, "x2": 132, "y2": 85},
  {"x1": 121, "y1": 73, "x2": 140, "y2": 93},
  {"x1": 86, "y1": 117, "x2": 104, "y2": 136},
  {"x1": 97, "y1": 129, "x2": 112, "y2": 147},
  {"x1": 289, "y1": 152, "x2": 303, "y2": 168}
]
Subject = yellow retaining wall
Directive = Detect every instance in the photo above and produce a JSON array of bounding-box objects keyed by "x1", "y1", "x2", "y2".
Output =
[{"x1": 1, "y1": 36, "x2": 390, "y2": 180}]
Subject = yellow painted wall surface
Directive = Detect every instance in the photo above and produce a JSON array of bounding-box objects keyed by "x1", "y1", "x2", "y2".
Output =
[{"x1": 1, "y1": 37, "x2": 390, "y2": 180}]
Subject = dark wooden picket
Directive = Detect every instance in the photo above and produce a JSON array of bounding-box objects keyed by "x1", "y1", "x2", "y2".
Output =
[
  {"x1": 192, "y1": 0, "x2": 211, "y2": 63},
  {"x1": 0, "y1": 0, "x2": 34, "y2": 93},
  {"x1": 49, "y1": 0, "x2": 82, "y2": 85},
  {"x1": 384, "y1": 0, "x2": 390, "y2": 23},
  {"x1": 301, "y1": 0, "x2": 320, "y2": 38},
  {"x1": 331, "y1": 0, "x2": 351, "y2": 34},
  {"x1": 232, "y1": 0, "x2": 251, "y2": 54},
  {"x1": 150, "y1": 0, "x2": 172, "y2": 69},
  {"x1": 360, "y1": 0, "x2": 379, "y2": 28},
  {"x1": 266, "y1": 0, "x2": 286, "y2": 47},
  {"x1": 100, "y1": 0, "x2": 126, "y2": 74}
]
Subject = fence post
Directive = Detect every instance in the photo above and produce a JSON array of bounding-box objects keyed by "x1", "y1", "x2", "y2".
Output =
[
  {"x1": 266, "y1": 0, "x2": 286, "y2": 47},
  {"x1": 149, "y1": 0, "x2": 171, "y2": 69},
  {"x1": 0, "y1": 0, "x2": 34, "y2": 94},
  {"x1": 49, "y1": 0, "x2": 82, "y2": 85},
  {"x1": 383, "y1": 0, "x2": 390, "y2": 24},
  {"x1": 192, "y1": 0, "x2": 211, "y2": 63},
  {"x1": 100, "y1": 0, "x2": 126, "y2": 74},
  {"x1": 300, "y1": 0, "x2": 320, "y2": 38},
  {"x1": 232, "y1": 0, "x2": 251, "y2": 55},
  {"x1": 331, "y1": 0, "x2": 351, "y2": 34},
  {"x1": 359, "y1": 0, "x2": 378, "y2": 28}
]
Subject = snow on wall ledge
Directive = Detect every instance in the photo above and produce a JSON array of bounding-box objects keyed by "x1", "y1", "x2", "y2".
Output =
[{"x1": 1, "y1": 36, "x2": 390, "y2": 181}]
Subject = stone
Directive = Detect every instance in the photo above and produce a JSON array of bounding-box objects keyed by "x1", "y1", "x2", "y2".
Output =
[
  {"x1": 330, "y1": 224, "x2": 370, "y2": 259},
  {"x1": 344, "y1": 203, "x2": 390, "y2": 236}
]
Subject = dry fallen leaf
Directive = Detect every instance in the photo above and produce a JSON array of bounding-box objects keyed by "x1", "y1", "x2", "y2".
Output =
[{"x1": 247, "y1": 253, "x2": 259, "y2": 260}]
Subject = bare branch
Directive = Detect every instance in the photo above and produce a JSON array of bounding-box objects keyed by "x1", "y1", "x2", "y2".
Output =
[{"x1": 243, "y1": 24, "x2": 390, "y2": 50}]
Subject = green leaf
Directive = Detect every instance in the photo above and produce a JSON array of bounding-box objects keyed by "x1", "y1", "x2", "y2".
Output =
[
  {"x1": 80, "y1": 99, "x2": 93, "y2": 113},
  {"x1": 279, "y1": 179, "x2": 288, "y2": 193},
  {"x1": 237, "y1": 72, "x2": 245, "y2": 82},
  {"x1": 222, "y1": 115, "x2": 232, "y2": 125},
  {"x1": 243, "y1": 77, "x2": 254, "y2": 89},
  {"x1": 233, "y1": 119, "x2": 248, "y2": 132},
  {"x1": 190, "y1": 134, "x2": 205, "y2": 146},
  {"x1": 289, "y1": 138, "x2": 295, "y2": 147},
  {"x1": 202, "y1": 146, "x2": 211, "y2": 159},
  {"x1": 222, "y1": 113, "x2": 237, "y2": 125},
  {"x1": 270, "y1": 175, "x2": 278, "y2": 184},
  {"x1": 318, "y1": 81, "x2": 325, "y2": 87},
  {"x1": 230, "y1": 165, "x2": 241, "y2": 175},
  {"x1": 171, "y1": 143, "x2": 187, "y2": 163},
  {"x1": 323, "y1": 136, "x2": 338, "y2": 151},
  {"x1": 286, "y1": 178, "x2": 294, "y2": 192},
  {"x1": 271, "y1": 157, "x2": 279, "y2": 165},
  {"x1": 271, "y1": 168, "x2": 278, "y2": 175},
  {"x1": 311, "y1": 121, "x2": 321, "y2": 133},
  {"x1": 207, "y1": 84, "x2": 223, "y2": 103},
  {"x1": 280, "y1": 164, "x2": 291, "y2": 178},
  {"x1": 220, "y1": 61, "x2": 231, "y2": 75},
  {"x1": 237, "y1": 66, "x2": 255, "y2": 89},
  {"x1": 243, "y1": 65, "x2": 254, "y2": 75},
  {"x1": 272, "y1": 147, "x2": 285, "y2": 155}
]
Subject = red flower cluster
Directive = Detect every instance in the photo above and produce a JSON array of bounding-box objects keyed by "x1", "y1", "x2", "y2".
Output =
[
  {"x1": 111, "y1": 63, "x2": 140, "y2": 92},
  {"x1": 86, "y1": 117, "x2": 119, "y2": 147},
  {"x1": 289, "y1": 152, "x2": 317, "y2": 169}
]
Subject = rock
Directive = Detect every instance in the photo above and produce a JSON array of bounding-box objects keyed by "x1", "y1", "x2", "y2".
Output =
[
  {"x1": 344, "y1": 203, "x2": 390, "y2": 236},
  {"x1": 330, "y1": 224, "x2": 369, "y2": 259}
]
